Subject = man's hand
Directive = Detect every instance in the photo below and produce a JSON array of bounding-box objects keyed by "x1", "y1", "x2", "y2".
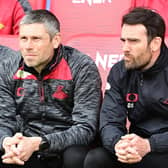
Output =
[
  {"x1": 16, "y1": 136, "x2": 42, "y2": 162},
  {"x1": 115, "y1": 137, "x2": 142, "y2": 163},
  {"x1": 114, "y1": 133, "x2": 151, "y2": 164},
  {"x1": 2, "y1": 133, "x2": 42, "y2": 165},
  {"x1": 121, "y1": 134, "x2": 151, "y2": 158},
  {"x1": 2, "y1": 133, "x2": 24, "y2": 165}
]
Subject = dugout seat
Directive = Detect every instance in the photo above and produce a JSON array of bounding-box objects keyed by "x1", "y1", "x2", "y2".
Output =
[
  {"x1": 0, "y1": 35, "x2": 19, "y2": 50},
  {"x1": 28, "y1": 0, "x2": 46, "y2": 9},
  {"x1": 50, "y1": 0, "x2": 131, "y2": 43}
]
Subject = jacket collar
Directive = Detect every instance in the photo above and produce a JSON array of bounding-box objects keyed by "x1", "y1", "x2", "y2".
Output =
[
  {"x1": 143, "y1": 43, "x2": 168, "y2": 75},
  {"x1": 22, "y1": 44, "x2": 64, "y2": 77}
]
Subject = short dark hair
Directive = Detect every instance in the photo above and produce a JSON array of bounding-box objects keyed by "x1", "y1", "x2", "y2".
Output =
[{"x1": 122, "y1": 7, "x2": 165, "y2": 44}]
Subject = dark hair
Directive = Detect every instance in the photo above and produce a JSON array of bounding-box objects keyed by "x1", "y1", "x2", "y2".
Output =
[
  {"x1": 122, "y1": 7, "x2": 165, "y2": 44},
  {"x1": 20, "y1": 9, "x2": 60, "y2": 39}
]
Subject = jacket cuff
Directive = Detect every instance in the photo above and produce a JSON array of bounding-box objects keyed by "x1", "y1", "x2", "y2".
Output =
[
  {"x1": 148, "y1": 136, "x2": 156, "y2": 152},
  {"x1": 39, "y1": 136, "x2": 50, "y2": 151},
  {"x1": 0, "y1": 135, "x2": 9, "y2": 152}
]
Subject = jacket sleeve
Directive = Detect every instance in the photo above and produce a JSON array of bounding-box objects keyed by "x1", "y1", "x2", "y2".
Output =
[
  {"x1": 149, "y1": 132, "x2": 168, "y2": 152},
  {"x1": 100, "y1": 66, "x2": 128, "y2": 154},
  {"x1": 45, "y1": 56, "x2": 102, "y2": 152},
  {"x1": 0, "y1": 48, "x2": 19, "y2": 151}
]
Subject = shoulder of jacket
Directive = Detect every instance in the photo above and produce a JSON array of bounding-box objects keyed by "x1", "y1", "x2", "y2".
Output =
[
  {"x1": 0, "y1": 48, "x2": 21, "y2": 71},
  {"x1": 63, "y1": 45, "x2": 96, "y2": 66},
  {"x1": 108, "y1": 60, "x2": 129, "y2": 82}
]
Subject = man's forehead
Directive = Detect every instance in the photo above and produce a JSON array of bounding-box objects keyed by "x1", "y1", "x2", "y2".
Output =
[
  {"x1": 121, "y1": 24, "x2": 147, "y2": 37},
  {"x1": 19, "y1": 23, "x2": 48, "y2": 35}
]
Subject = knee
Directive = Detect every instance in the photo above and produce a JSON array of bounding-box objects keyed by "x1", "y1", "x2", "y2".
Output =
[
  {"x1": 84, "y1": 147, "x2": 107, "y2": 167},
  {"x1": 63, "y1": 145, "x2": 89, "y2": 168}
]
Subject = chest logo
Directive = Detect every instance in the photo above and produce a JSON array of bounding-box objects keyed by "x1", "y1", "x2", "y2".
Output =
[
  {"x1": 126, "y1": 93, "x2": 139, "y2": 109},
  {"x1": 163, "y1": 99, "x2": 168, "y2": 104},
  {"x1": 16, "y1": 87, "x2": 25, "y2": 96},
  {"x1": 52, "y1": 85, "x2": 69, "y2": 100}
]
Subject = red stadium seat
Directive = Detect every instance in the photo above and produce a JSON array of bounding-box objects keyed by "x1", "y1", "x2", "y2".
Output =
[
  {"x1": 50, "y1": 0, "x2": 131, "y2": 43},
  {"x1": 0, "y1": 35, "x2": 19, "y2": 50},
  {"x1": 28, "y1": 0, "x2": 46, "y2": 9}
]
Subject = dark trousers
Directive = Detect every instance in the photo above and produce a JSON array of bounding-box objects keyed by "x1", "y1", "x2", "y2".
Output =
[
  {"x1": 0, "y1": 145, "x2": 90, "y2": 168},
  {"x1": 84, "y1": 147, "x2": 168, "y2": 168}
]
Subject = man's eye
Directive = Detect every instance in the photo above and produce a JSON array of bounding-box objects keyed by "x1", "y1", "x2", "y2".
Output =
[
  {"x1": 33, "y1": 37, "x2": 41, "y2": 40},
  {"x1": 20, "y1": 37, "x2": 26, "y2": 40}
]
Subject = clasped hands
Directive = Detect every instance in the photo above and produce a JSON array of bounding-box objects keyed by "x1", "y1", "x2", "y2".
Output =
[
  {"x1": 114, "y1": 133, "x2": 151, "y2": 164},
  {"x1": 1, "y1": 133, "x2": 42, "y2": 165}
]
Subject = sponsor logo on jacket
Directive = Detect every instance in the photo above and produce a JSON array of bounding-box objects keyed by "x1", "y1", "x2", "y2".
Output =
[
  {"x1": 126, "y1": 93, "x2": 139, "y2": 109},
  {"x1": 52, "y1": 85, "x2": 69, "y2": 99}
]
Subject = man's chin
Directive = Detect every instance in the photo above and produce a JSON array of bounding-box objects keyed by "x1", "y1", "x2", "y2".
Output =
[
  {"x1": 124, "y1": 62, "x2": 133, "y2": 70},
  {"x1": 24, "y1": 62, "x2": 34, "y2": 68}
]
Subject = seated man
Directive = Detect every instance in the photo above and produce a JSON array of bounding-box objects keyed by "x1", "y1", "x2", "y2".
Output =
[
  {"x1": 84, "y1": 7, "x2": 168, "y2": 168},
  {"x1": 0, "y1": 9, "x2": 102, "y2": 168}
]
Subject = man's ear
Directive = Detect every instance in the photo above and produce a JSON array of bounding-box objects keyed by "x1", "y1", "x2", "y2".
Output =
[
  {"x1": 150, "y1": 36, "x2": 162, "y2": 52},
  {"x1": 52, "y1": 33, "x2": 61, "y2": 48}
]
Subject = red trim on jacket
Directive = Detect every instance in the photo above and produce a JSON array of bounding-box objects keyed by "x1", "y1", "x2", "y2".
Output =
[
  {"x1": 44, "y1": 58, "x2": 72, "y2": 80},
  {"x1": 13, "y1": 67, "x2": 37, "y2": 80},
  {"x1": 13, "y1": 58, "x2": 72, "y2": 80}
]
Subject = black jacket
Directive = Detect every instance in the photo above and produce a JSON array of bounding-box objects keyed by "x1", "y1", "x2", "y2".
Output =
[
  {"x1": 0, "y1": 45, "x2": 102, "y2": 154},
  {"x1": 100, "y1": 43, "x2": 168, "y2": 154}
]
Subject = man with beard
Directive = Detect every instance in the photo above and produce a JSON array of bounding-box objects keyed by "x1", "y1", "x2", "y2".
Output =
[{"x1": 84, "y1": 7, "x2": 168, "y2": 168}]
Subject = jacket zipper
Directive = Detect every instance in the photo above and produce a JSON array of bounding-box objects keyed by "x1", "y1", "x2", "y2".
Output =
[
  {"x1": 140, "y1": 73, "x2": 144, "y2": 86},
  {"x1": 38, "y1": 74, "x2": 46, "y2": 135},
  {"x1": 38, "y1": 74, "x2": 45, "y2": 103}
]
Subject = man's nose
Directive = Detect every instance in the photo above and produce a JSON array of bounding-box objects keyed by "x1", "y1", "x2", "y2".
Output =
[
  {"x1": 25, "y1": 39, "x2": 34, "y2": 49},
  {"x1": 122, "y1": 41, "x2": 130, "y2": 52}
]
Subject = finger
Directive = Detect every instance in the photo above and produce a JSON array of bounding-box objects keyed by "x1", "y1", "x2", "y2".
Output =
[
  {"x1": 115, "y1": 148, "x2": 127, "y2": 155},
  {"x1": 118, "y1": 156, "x2": 142, "y2": 164},
  {"x1": 2, "y1": 156, "x2": 24, "y2": 165},
  {"x1": 2, "y1": 150, "x2": 15, "y2": 159},
  {"x1": 116, "y1": 149, "x2": 141, "y2": 160},
  {"x1": 10, "y1": 144, "x2": 20, "y2": 155},
  {"x1": 2, "y1": 157, "x2": 14, "y2": 164},
  {"x1": 2, "y1": 144, "x2": 20, "y2": 159},
  {"x1": 18, "y1": 152, "x2": 27, "y2": 162},
  {"x1": 126, "y1": 147, "x2": 138, "y2": 154},
  {"x1": 3, "y1": 138, "x2": 11, "y2": 146},
  {"x1": 116, "y1": 155, "x2": 128, "y2": 162},
  {"x1": 117, "y1": 152, "x2": 142, "y2": 164},
  {"x1": 118, "y1": 158, "x2": 132, "y2": 163},
  {"x1": 116, "y1": 141, "x2": 130, "y2": 151},
  {"x1": 117, "y1": 157, "x2": 129, "y2": 163},
  {"x1": 127, "y1": 153, "x2": 139, "y2": 159},
  {"x1": 121, "y1": 134, "x2": 136, "y2": 140},
  {"x1": 14, "y1": 133, "x2": 23, "y2": 139},
  {"x1": 115, "y1": 152, "x2": 127, "y2": 160},
  {"x1": 12, "y1": 156, "x2": 25, "y2": 165}
]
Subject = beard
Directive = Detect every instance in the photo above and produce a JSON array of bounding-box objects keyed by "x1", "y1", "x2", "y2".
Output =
[{"x1": 124, "y1": 53, "x2": 152, "y2": 70}]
